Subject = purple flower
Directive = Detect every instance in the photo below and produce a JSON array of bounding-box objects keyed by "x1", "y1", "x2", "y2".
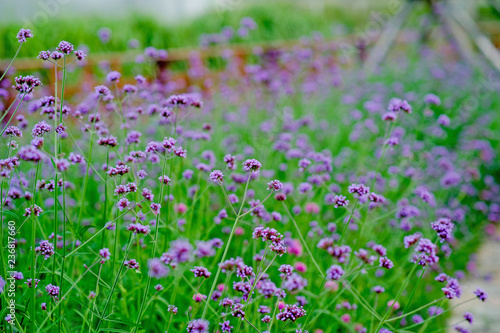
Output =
[
  {"x1": 106, "y1": 71, "x2": 121, "y2": 83},
  {"x1": 424, "y1": 93, "x2": 441, "y2": 105},
  {"x1": 463, "y1": 312, "x2": 473, "y2": 324},
  {"x1": 325, "y1": 194, "x2": 349, "y2": 208},
  {"x1": 473, "y1": 288, "x2": 488, "y2": 302},
  {"x1": 187, "y1": 319, "x2": 209, "y2": 333},
  {"x1": 94, "y1": 85, "x2": 112, "y2": 96},
  {"x1": 428, "y1": 306, "x2": 444, "y2": 316},
  {"x1": 45, "y1": 284, "x2": 60, "y2": 299},
  {"x1": 147, "y1": 258, "x2": 170, "y2": 279},
  {"x1": 431, "y1": 218, "x2": 454, "y2": 242},
  {"x1": 388, "y1": 98, "x2": 412, "y2": 113},
  {"x1": 326, "y1": 265, "x2": 345, "y2": 280},
  {"x1": 267, "y1": 179, "x2": 283, "y2": 191},
  {"x1": 124, "y1": 259, "x2": 140, "y2": 270},
  {"x1": 379, "y1": 257, "x2": 394, "y2": 269},
  {"x1": 51, "y1": 51, "x2": 63, "y2": 60},
  {"x1": 99, "y1": 248, "x2": 111, "y2": 261},
  {"x1": 276, "y1": 304, "x2": 306, "y2": 322},
  {"x1": 13, "y1": 75, "x2": 42, "y2": 94},
  {"x1": 242, "y1": 159, "x2": 262, "y2": 172},
  {"x1": 191, "y1": 266, "x2": 212, "y2": 278},
  {"x1": 57, "y1": 41, "x2": 74, "y2": 54},
  {"x1": 97, "y1": 27, "x2": 112, "y2": 44},
  {"x1": 38, "y1": 51, "x2": 50, "y2": 61},
  {"x1": 4, "y1": 126, "x2": 22, "y2": 137},
  {"x1": 348, "y1": 183, "x2": 370, "y2": 197},
  {"x1": 74, "y1": 50, "x2": 86, "y2": 61},
  {"x1": 16, "y1": 28, "x2": 34, "y2": 43},
  {"x1": 220, "y1": 320, "x2": 233, "y2": 333},
  {"x1": 35, "y1": 240, "x2": 55, "y2": 259},
  {"x1": 209, "y1": 170, "x2": 224, "y2": 184},
  {"x1": 159, "y1": 175, "x2": 171, "y2": 185},
  {"x1": 413, "y1": 238, "x2": 439, "y2": 266}
]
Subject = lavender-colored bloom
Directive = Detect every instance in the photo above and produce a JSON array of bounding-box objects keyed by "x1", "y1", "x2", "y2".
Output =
[
  {"x1": 186, "y1": 319, "x2": 209, "y2": 333},
  {"x1": 220, "y1": 321, "x2": 233, "y2": 333},
  {"x1": 124, "y1": 259, "x2": 140, "y2": 270},
  {"x1": 38, "y1": 51, "x2": 50, "y2": 60},
  {"x1": 97, "y1": 27, "x2": 112, "y2": 43},
  {"x1": 45, "y1": 284, "x2": 60, "y2": 299},
  {"x1": 437, "y1": 114, "x2": 450, "y2": 127},
  {"x1": 473, "y1": 288, "x2": 488, "y2": 302},
  {"x1": 431, "y1": 218, "x2": 454, "y2": 242},
  {"x1": 191, "y1": 266, "x2": 211, "y2": 278},
  {"x1": 428, "y1": 306, "x2": 444, "y2": 316},
  {"x1": 379, "y1": 257, "x2": 394, "y2": 269},
  {"x1": 35, "y1": 240, "x2": 55, "y2": 259},
  {"x1": 267, "y1": 179, "x2": 283, "y2": 191},
  {"x1": 51, "y1": 51, "x2": 63, "y2": 60},
  {"x1": 413, "y1": 238, "x2": 439, "y2": 266},
  {"x1": 94, "y1": 85, "x2": 111, "y2": 96},
  {"x1": 242, "y1": 159, "x2": 262, "y2": 172},
  {"x1": 276, "y1": 304, "x2": 306, "y2": 322},
  {"x1": 209, "y1": 170, "x2": 224, "y2": 184},
  {"x1": 325, "y1": 194, "x2": 349, "y2": 208},
  {"x1": 147, "y1": 258, "x2": 170, "y2": 278},
  {"x1": 326, "y1": 265, "x2": 345, "y2": 280},
  {"x1": 348, "y1": 183, "x2": 370, "y2": 196},
  {"x1": 56, "y1": 41, "x2": 74, "y2": 54},
  {"x1": 13, "y1": 75, "x2": 42, "y2": 93},
  {"x1": 463, "y1": 312, "x2": 473, "y2": 324},
  {"x1": 74, "y1": 50, "x2": 86, "y2": 60},
  {"x1": 17, "y1": 28, "x2": 34, "y2": 43},
  {"x1": 424, "y1": 93, "x2": 441, "y2": 105},
  {"x1": 106, "y1": 71, "x2": 121, "y2": 83}
]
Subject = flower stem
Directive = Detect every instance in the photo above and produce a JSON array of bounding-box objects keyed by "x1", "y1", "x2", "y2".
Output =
[{"x1": 202, "y1": 173, "x2": 252, "y2": 319}]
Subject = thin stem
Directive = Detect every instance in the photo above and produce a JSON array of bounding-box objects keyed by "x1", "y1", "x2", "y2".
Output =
[
  {"x1": 95, "y1": 233, "x2": 135, "y2": 331},
  {"x1": 30, "y1": 161, "x2": 41, "y2": 333},
  {"x1": 0, "y1": 43, "x2": 23, "y2": 83},
  {"x1": 202, "y1": 173, "x2": 252, "y2": 319},
  {"x1": 375, "y1": 263, "x2": 419, "y2": 331},
  {"x1": 132, "y1": 153, "x2": 170, "y2": 332},
  {"x1": 244, "y1": 318, "x2": 261, "y2": 333},
  {"x1": 0, "y1": 93, "x2": 27, "y2": 136},
  {"x1": 282, "y1": 202, "x2": 324, "y2": 277},
  {"x1": 77, "y1": 97, "x2": 100, "y2": 225}
]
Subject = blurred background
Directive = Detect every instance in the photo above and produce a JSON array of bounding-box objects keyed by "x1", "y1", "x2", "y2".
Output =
[
  {"x1": 0, "y1": 0, "x2": 498, "y2": 58},
  {"x1": 1, "y1": 1, "x2": 500, "y2": 332}
]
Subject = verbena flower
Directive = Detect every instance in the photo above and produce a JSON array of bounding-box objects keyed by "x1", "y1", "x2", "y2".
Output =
[
  {"x1": 56, "y1": 41, "x2": 74, "y2": 54},
  {"x1": 17, "y1": 28, "x2": 34, "y2": 43},
  {"x1": 13, "y1": 75, "x2": 42, "y2": 93}
]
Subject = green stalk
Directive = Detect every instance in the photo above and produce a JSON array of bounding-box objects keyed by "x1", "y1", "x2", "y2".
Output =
[
  {"x1": 398, "y1": 266, "x2": 426, "y2": 326},
  {"x1": 132, "y1": 153, "x2": 169, "y2": 332},
  {"x1": 0, "y1": 92, "x2": 27, "y2": 136},
  {"x1": 51, "y1": 62, "x2": 59, "y2": 287},
  {"x1": 0, "y1": 94, "x2": 20, "y2": 124},
  {"x1": 282, "y1": 202, "x2": 324, "y2": 277},
  {"x1": 0, "y1": 43, "x2": 23, "y2": 83},
  {"x1": 95, "y1": 233, "x2": 135, "y2": 331},
  {"x1": 202, "y1": 173, "x2": 252, "y2": 319},
  {"x1": 374, "y1": 263, "x2": 419, "y2": 332},
  {"x1": 30, "y1": 161, "x2": 41, "y2": 333},
  {"x1": 77, "y1": 97, "x2": 101, "y2": 225}
]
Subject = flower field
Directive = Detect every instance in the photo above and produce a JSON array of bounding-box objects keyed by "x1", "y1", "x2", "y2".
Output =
[{"x1": 0, "y1": 14, "x2": 499, "y2": 333}]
